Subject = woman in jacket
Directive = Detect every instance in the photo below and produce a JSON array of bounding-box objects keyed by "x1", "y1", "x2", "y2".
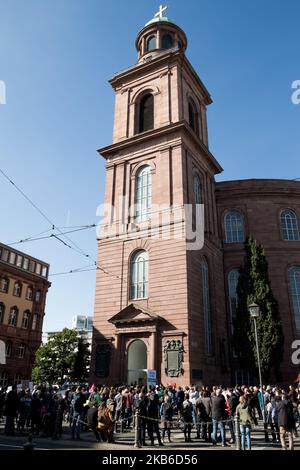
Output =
[{"x1": 236, "y1": 395, "x2": 255, "y2": 450}]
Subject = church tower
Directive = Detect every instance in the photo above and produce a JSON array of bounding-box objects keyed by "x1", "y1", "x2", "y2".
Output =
[{"x1": 91, "y1": 6, "x2": 229, "y2": 386}]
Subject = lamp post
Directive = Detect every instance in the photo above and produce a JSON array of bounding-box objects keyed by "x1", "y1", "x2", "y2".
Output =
[{"x1": 248, "y1": 303, "x2": 265, "y2": 425}]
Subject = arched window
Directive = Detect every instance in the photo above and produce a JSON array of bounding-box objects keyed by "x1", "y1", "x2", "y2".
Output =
[
  {"x1": 202, "y1": 258, "x2": 212, "y2": 355},
  {"x1": 0, "y1": 371, "x2": 9, "y2": 388},
  {"x1": 139, "y1": 94, "x2": 154, "y2": 133},
  {"x1": 228, "y1": 269, "x2": 239, "y2": 329},
  {"x1": 8, "y1": 306, "x2": 18, "y2": 327},
  {"x1": 26, "y1": 286, "x2": 33, "y2": 300},
  {"x1": 135, "y1": 165, "x2": 152, "y2": 222},
  {"x1": 146, "y1": 35, "x2": 156, "y2": 51},
  {"x1": 281, "y1": 209, "x2": 300, "y2": 241},
  {"x1": 188, "y1": 100, "x2": 199, "y2": 136},
  {"x1": 22, "y1": 310, "x2": 30, "y2": 329},
  {"x1": 194, "y1": 174, "x2": 202, "y2": 204},
  {"x1": 13, "y1": 281, "x2": 22, "y2": 297},
  {"x1": 5, "y1": 341, "x2": 12, "y2": 358},
  {"x1": 130, "y1": 250, "x2": 149, "y2": 300},
  {"x1": 288, "y1": 267, "x2": 300, "y2": 332},
  {"x1": 0, "y1": 277, "x2": 9, "y2": 293},
  {"x1": 224, "y1": 211, "x2": 245, "y2": 243},
  {"x1": 162, "y1": 34, "x2": 173, "y2": 49},
  {"x1": 0, "y1": 303, "x2": 5, "y2": 324}
]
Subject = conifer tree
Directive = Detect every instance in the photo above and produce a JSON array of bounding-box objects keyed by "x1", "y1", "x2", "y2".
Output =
[{"x1": 233, "y1": 235, "x2": 284, "y2": 381}]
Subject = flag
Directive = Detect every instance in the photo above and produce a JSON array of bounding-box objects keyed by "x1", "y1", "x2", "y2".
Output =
[{"x1": 89, "y1": 384, "x2": 95, "y2": 394}]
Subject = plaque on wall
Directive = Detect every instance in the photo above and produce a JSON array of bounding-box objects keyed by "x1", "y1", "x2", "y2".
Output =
[
  {"x1": 95, "y1": 343, "x2": 111, "y2": 378},
  {"x1": 163, "y1": 340, "x2": 183, "y2": 377}
]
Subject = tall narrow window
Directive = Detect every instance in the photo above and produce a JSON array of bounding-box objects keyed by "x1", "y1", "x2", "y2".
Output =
[
  {"x1": 188, "y1": 100, "x2": 199, "y2": 136},
  {"x1": 162, "y1": 34, "x2": 173, "y2": 49},
  {"x1": 8, "y1": 307, "x2": 18, "y2": 327},
  {"x1": 0, "y1": 278, "x2": 9, "y2": 293},
  {"x1": 5, "y1": 341, "x2": 12, "y2": 358},
  {"x1": 22, "y1": 310, "x2": 30, "y2": 329},
  {"x1": 194, "y1": 174, "x2": 202, "y2": 204},
  {"x1": 281, "y1": 209, "x2": 300, "y2": 241},
  {"x1": 0, "y1": 371, "x2": 8, "y2": 388},
  {"x1": 228, "y1": 269, "x2": 239, "y2": 330},
  {"x1": 32, "y1": 313, "x2": 37, "y2": 330},
  {"x1": 289, "y1": 267, "x2": 300, "y2": 332},
  {"x1": 0, "y1": 303, "x2": 5, "y2": 323},
  {"x1": 202, "y1": 258, "x2": 212, "y2": 355},
  {"x1": 13, "y1": 282, "x2": 22, "y2": 297},
  {"x1": 26, "y1": 286, "x2": 33, "y2": 300},
  {"x1": 135, "y1": 166, "x2": 152, "y2": 222},
  {"x1": 139, "y1": 94, "x2": 154, "y2": 133},
  {"x1": 146, "y1": 35, "x2": 156, "y2": 51},
  {"x1": 16, "y1": 343, "x2": 25, "y2": 359},
  {"x1": 130, "y1": 250, "x2": 149, "y2": 300},
  {"x1": 35, "y1": 290, "x2": 41, "y2": 302},
  {"x1": 224, "y1": 211, "x2": 245, "y2": 243}
]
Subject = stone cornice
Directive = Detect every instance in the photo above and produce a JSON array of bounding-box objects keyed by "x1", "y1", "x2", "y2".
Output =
[{"x1": 97, "y1": 121, "x2": 223, "y2": 174}]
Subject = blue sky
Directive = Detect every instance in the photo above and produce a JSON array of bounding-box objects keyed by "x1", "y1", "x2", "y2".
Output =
[{"x1": 0, "y1": 0, "x2": 299, "y2": 331}]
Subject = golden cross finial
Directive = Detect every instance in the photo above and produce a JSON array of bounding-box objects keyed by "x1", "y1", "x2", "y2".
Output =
[{"x1": 154, "y1": 5, "x2": 168, "y2": 19}]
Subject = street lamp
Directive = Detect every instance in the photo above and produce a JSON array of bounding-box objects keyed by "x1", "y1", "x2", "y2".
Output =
[{"x1": 248, "y1": 302, "x2": 265, "y2": 424}]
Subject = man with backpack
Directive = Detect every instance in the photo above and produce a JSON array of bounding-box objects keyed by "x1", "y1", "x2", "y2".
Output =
[{"x1": 71, "y1": 387, "x2": 85, "y2": 440}]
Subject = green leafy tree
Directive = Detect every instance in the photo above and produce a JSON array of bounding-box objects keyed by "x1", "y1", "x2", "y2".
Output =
[
  {"x1": 72, "y1": 334, "x2": 91, "y2": 382},
  {"x1": 233, "y1": 235, "x2": 284, "y2": 381},
  {"x1": 32, "y1": 328, "x2": 79, "y2": 384}
]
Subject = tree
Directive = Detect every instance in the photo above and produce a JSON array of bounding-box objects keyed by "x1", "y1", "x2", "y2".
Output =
[
  {"x1": 71, "y1": 334, "x2": 91, "y2": 383},
  {"x1": 233, "y1": 235, "x2": 284, "y2": 381},
  {"x1": 32, "y1": 328, "x2": 89, "y2": 384}
]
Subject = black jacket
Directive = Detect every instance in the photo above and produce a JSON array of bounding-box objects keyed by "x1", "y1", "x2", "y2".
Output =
[
  {"x1": 276, "y1": 400, "x2": 295, "y2": 429},
  {"x1": 210, "y1": 395, "x2": 227, "y2": 421}
]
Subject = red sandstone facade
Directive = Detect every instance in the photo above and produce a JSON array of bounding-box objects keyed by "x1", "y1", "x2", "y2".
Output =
[
  {"x1": 91, "y1": 12, "x2": 300, "y2": 387},
  {"x1": 0, "y1": 242, "x2": 50, "y2": 387}
]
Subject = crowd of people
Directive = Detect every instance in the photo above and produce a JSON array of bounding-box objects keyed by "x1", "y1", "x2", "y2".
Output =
[{"x1": 0, "y1": 382, "x2": 299, "y2": 450}]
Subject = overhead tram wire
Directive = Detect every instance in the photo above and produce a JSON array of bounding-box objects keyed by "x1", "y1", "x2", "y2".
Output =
[
  {"x1": 8, "y1": 225, "x2": 96, "y2": 246},
  {"x1": 0, "y1": 167, "x2": 120, "y2": 280}
]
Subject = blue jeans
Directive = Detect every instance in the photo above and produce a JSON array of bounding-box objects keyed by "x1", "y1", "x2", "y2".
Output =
[
  {"x1": 71, "y1": 412, "x2": 81, "y2": 439},
  {"x1": 240, "y1": 424, "x2": 251, "y2": 450},
  {"x1": 212, "y1": 419, "x2": 225, "y2": 445}
]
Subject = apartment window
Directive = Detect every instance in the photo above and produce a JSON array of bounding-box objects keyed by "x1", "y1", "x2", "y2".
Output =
[
  {"x1": 8, "y1": 307, "x2": 18, "y2": 327},
  {"x1": 22, "y1": 310, "x2": 30, "y2": 329},
  {"x1": 5, "y1": 341, "x2": 12, "y2": 358},
  {"x1": 26, "y1": 286, "x2": 33, "y2": 300},
  {"x1": 35, "y1": 263, "x2": 41, "y2": 275},
  {"x1": 0, "y1": 371, "x2": 8, "y2": 388},
  {"x1": 42, "y1": 266, "x2": 48, "y2": 277},
  {"x1": 0, "y1": 278, "x2": 9, "y2": 293},
  {"x1": 0, "y1": 303, "x2": 5, "y2": 323},
  {"x1": 29, "y1": 260, "x2": 35, "y2": 273},
  {"x1": 32, "y1": 313, "x2": 37, "y2": 330},
  {"x1": 16, "y1": 255, "x2": 23, "y2": 267},
  {"x1": 16, "y1": 343, "x2": 25, "y2": 359},
  {"x1": 13, "y1": 282, "x2": 22, "y2": 297},
  {"x1": 2, "y1": 249, "x2": 9, "y2": 262},
  {"x1": 23, "y1": 258, "x2": 29, "y2": 270},
  {"x1": 35, "y1": 290, "x2": 41, "y2": 302},
  {"x1": 14, "y1": 373, "x2": 22, "y2": 384},
  {"x1": 9, "y1": 252, "x2": 16, "y2": 264}
]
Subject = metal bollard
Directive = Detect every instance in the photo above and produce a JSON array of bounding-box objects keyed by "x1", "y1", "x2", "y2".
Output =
[
  {"x1": 134, "y1": 410, "x2": 141, "y2": 448},
  {"x1": 234, "y1": 415, "x2": 241, "y2": 450}
]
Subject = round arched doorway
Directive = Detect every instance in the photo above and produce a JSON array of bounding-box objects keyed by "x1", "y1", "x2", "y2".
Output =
[{"x1": 127, "y1": 339, "x2": 147, "y2": 385}]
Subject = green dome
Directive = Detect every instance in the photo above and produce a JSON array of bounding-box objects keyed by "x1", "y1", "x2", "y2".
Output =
[{"x1": 145, "y1": 16, "x2": 178, "y2": 27}]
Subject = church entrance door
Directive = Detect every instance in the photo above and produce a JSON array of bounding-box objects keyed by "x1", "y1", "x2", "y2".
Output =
[{"x1": 127, "y1": 339, "x2": 147, "y2": 385}]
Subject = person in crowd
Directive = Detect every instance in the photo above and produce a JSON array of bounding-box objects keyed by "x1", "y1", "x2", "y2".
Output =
[
  {"x1": 71, "y1": 386, "x2": 85, "y2": 441},
  {"x1": 98, "y1": 401, "x2": 114, "y2": 443},
  {"x1": 147, "y1": 393, "x2": 163, "y2": 446},
  {"x1": 276, "y1": 393, "x2": 295, "y2": 450},
  {"x1": 4, "y1": 385, "x2": 19, "y2": 436},
  {"x1": 160, "y1": 393, "x2": 173, "y2": 443},
  {"x1": 180, "y1": 393, "x2": 193, "y2": 443},
  {"x1": 87, "y1": 401, "x2": 101, "y2": 442},
  {"x1": 211, "y1": 387, "x2": 228, "y2": 447},
  {"x1": 236, "y1": 395, "x2": 255, "y2": 450},
  {"x1": 196, "y1": 389, "x2": 212, "y2": 442},
  {"x1": 136, "y1": 386, "x2": 149, "y2": 446}
]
